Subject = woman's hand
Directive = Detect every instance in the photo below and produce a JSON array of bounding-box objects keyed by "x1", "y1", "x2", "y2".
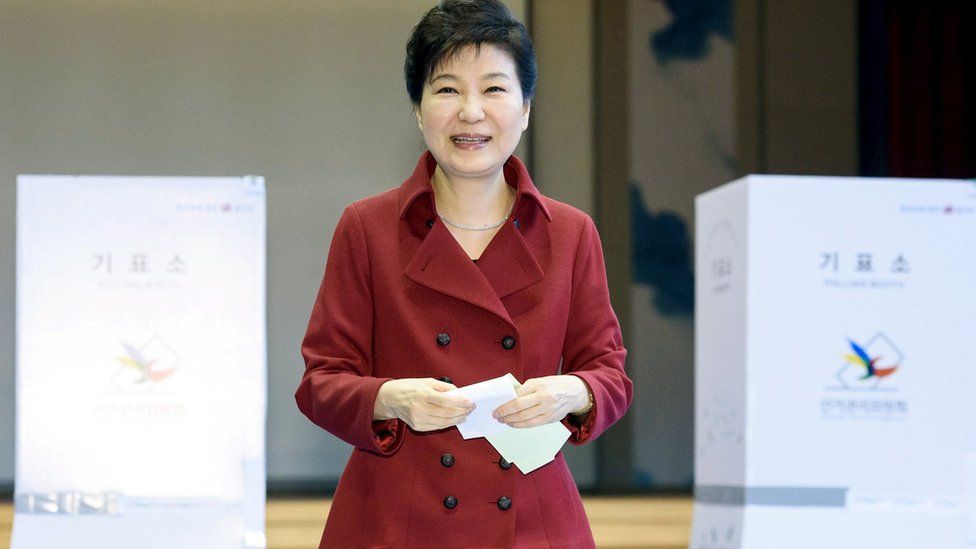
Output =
[
  {"x1": 492, "y1": 375, "x2": 591, "y2": 428},
  {"x1": 374, "y1": 378, "x2": 475, "y2": 432}
]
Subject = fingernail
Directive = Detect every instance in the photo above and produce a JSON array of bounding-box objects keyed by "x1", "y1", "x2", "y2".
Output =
[{"x1": 491, "y1": 411, "x2": 498, "y2": 419}]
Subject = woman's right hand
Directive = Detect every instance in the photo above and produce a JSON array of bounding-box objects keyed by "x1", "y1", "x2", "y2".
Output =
[{"x1": 374, "y1": 378, "x2": 475, "y2": 432}]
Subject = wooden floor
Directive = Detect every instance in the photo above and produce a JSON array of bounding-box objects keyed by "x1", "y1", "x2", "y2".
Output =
[{"x1": 0, "y1": 496, "x2": 693, "y2": 548}]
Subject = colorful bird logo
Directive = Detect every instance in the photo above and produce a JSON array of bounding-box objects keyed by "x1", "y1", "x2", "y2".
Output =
[
  {"x1": 844, "y1": 339, "x2": 898, "y2": 380},
  {"x1": 117, "y1": 341, "x2": 176, "y2": 383}
]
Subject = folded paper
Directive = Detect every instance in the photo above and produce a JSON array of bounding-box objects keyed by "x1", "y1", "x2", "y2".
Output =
[{"x1": 450, "y1": 373, "x2": 571, "y2": 474}]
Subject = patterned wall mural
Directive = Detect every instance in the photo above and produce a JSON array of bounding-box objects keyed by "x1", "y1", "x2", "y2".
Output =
[{"x1": 629, "y1": 0, "x2": 734, "y2": 488}]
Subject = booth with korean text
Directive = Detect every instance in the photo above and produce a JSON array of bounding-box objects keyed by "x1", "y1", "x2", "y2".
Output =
[
  {"x1": 693, "y1": 176, "x2": 976, "y2": 548},
  {"x1": 14, "y1": 175, "x2": 267, "y2": 549}
]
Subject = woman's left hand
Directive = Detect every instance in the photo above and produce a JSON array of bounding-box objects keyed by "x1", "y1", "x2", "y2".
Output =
[{"x1": 492, "y1": 375, "x2": 590, "y2": 428}]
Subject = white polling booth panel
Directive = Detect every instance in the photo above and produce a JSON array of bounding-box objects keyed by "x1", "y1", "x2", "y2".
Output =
[
  {"x1": 693, "y1": 175, "x2": 976, "y2": 548},
  {"x1": 14, "y1": 175, "x2": 267, "y2": 549}
]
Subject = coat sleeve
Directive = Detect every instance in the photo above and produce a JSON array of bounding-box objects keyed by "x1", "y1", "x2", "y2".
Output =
[
  {"x1": 295, "y1": 204, "x2": 405, "y2": 455},
  {"x1": 560, "y1": 215, "x2": 633, "y2": 444}
]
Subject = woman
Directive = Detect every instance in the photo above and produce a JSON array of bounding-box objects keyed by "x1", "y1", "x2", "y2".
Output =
[{"x1": 296, "y1": 1, "x2": 632, "y2": 547}]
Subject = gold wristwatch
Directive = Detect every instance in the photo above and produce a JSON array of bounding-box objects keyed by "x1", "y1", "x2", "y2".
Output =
[{"x1": 570, "y1": 388, "x2": 594, "y2": 416}]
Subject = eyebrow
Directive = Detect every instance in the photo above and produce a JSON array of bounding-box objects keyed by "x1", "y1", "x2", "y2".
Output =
[{"x1": 430, "y1": 72, "x2": 513, "y2": 83}]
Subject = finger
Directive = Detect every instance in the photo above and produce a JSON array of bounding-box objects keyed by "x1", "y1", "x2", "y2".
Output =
[
  {"x1": 515, "y1": 380, "x2": 541, "y2": 397},
  {"x1": 428, "y1": 378, "x2": 459, "y2": 392},
  {"x1": 499, "y1": 403, "x2": 548, "y2": 425},
  {"x1": 496, "y1": 400, "x2": 546, "y2": 424},
  {"x1": 493, "y1": 393, "x2": 542, "y2": 419},
  {"x1": 509, "y1": 415, "x2": 555, "y2": 428},
  {"x1": 426, "y1": 390, "x2": 474, "y2": 409},
  {"x1": 426, "y1": 411, "x2": 471, "y2": 426},
  {"x1": 492, "y1": 396, "x2": 527, "y2": 419},
  {"x1": 415, "y1": 412, "x2": 470, "y2": 431},
  {"x1": 425, "y1": 405, "x2": 474, "y2": 419}
]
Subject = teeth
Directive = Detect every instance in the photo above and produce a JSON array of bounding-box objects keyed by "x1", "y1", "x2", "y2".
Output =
[{"x1": 452, "y1": 136, "x2": 490, "y2": 143}]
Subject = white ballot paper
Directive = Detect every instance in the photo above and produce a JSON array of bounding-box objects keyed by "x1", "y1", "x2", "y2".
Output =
[
  {"x1": 449, "y1": 374, "x2": 571, "y2": 474},
  {"x1": 448, "y1": 374, "x2": 518, "y2": 439}
]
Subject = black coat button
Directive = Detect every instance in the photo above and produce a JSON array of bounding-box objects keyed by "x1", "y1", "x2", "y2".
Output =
[
  {"x1": 426, "y1": 219, "x2": 435, "y2": 229},
  {"x1": 437, "y1": 333, "x2": 451, "y2": 346},
  {"x1": 497, "y1": 496, "x2": 512, "y2": 511},
  {"x1": 501, "y1": 336, "x2": 516, "y2": 350},
  {"x1": 440, "y1": 453, "x2": 455, "y2": 467},
  {"x1": 437, "y1": 376, "x2": 453, "y2": 385},
  {"x1": 513, "y1": 219, "x2": 521, "y2": 229},
  {"x1": 443, "y1": 495, "x2": 458, "y2": 509},
  {"x1": 498, "y1": 458, "x2": 512, "y2": 470}
]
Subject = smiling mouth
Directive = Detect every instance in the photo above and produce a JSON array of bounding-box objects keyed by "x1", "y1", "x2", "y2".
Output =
[{"x1": 451, "y1": 135, "x2": 491, "y2": 144}]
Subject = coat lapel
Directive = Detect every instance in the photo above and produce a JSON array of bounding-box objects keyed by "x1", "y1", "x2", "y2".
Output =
[
  {"x1": 400, "y1": 152, "x2": 552, "y2": 327},
  {"x1": 475, "y1": 219, "x2": 545, "y2": 299},
  {"x1": 404, "y1": 220, "x2": 516, "y2": 327}
]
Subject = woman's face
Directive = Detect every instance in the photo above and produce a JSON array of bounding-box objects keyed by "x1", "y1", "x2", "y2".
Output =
[{"x1": 417, "y1": 43, "x2": 530, "y2": 183}]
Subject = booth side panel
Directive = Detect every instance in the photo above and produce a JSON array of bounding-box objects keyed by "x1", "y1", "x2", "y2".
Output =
[{"x1": 691, "y1": 180, "x2": 750, "y2": 548}]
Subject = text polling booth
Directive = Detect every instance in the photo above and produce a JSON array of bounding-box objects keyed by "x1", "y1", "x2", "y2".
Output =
[
  {"x1": 693, "y1": 176, "x2": 976, "y2": 548},
  {"x1": 14, "y1": 175, "x2": 267, "y2": 549}
]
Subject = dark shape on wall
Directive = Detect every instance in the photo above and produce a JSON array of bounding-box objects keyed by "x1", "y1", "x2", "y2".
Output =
[
  {"x1": 650, "y1": 0, "x2": 733, "y2": 63},
  {"x1": 631, "y1": 184, "x2": 694, "y2": 316}
]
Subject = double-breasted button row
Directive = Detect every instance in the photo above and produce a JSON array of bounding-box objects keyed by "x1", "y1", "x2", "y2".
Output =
[
  {"x1": 439, "y1": 453, "x2": 512, "y2": 470},
  {"x1": 436, "y1": 455, "x2": 512, "y2": 511},
  {"x1": 436, "y1": 332, "x2": 516, "y2": 350},
  {"x1": 440, "y1": 495, "x2": 512, "y2": 511}
]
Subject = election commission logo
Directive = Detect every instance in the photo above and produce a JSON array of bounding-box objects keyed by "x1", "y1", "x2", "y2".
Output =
[
  {"x1": 110, "y1": 334, "x2": 180, "y2": 394},
  {"x1": 833, "y1": 333, "x2": 903, "y2": 391},
  {"x1": 821, "y1": 332, "x2": 907, "y2": 421}
]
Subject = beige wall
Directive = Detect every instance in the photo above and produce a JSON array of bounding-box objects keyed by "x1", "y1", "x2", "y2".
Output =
[
  {"x1": 627, "y1": 0, "x2": 736, "y2": 488},
  {"x1": 530, "y1": 0, "x2": 595, "y2": 215},
  {"x1": 530, "y1": 0, "x2": 598, "y2": 485}
]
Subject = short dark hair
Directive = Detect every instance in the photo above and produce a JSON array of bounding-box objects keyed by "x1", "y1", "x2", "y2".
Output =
[{"x1": 404, "y1": 0, "x2": 537, "y2": 105}]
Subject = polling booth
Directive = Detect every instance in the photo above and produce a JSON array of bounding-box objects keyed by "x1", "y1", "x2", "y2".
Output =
[
  {"x1": 693, "y1": 176, "x2": 976, "y2": 548},
  {"x1": 13, "y1": 175, "x2": 267, "y2": 548}
]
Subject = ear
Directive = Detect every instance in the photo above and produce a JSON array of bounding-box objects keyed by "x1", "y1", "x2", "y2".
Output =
[
  {"x1": 415, "y1": 106, "x2": 423, "y2": 131},
  {"x1": 521, "y1": 100, "x2": 531, "y2": 131}
]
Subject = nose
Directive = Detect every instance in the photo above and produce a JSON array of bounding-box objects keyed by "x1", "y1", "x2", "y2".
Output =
[{"x1": 458, "y1": 95, "x2": 485, "y2": 123}]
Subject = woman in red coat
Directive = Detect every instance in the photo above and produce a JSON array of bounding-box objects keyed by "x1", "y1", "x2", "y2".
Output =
[{"x1": 296, "y1": 1, "x2": 632, "y2": 546}]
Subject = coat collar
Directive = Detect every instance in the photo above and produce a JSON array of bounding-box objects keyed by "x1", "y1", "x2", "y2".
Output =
[
  {"x1": 400, "y1": 151, "x2": 550, "y2": 329},
  {"x1": 397, "y1": 151, "x2": 552, "y2": 222}
]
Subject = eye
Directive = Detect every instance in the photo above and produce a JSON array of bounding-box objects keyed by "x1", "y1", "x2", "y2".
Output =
[
  {"x1": 435, "y1": 87, "x2": 458, "y2": 94},
  {"x1": 486, "y1": 86, "x2": 506, "y2": 93}
]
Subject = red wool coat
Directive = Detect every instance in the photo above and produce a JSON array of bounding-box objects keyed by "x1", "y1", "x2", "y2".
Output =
[{"x1": 296, "y1": 152, "x2": 632, "y2": 548}]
